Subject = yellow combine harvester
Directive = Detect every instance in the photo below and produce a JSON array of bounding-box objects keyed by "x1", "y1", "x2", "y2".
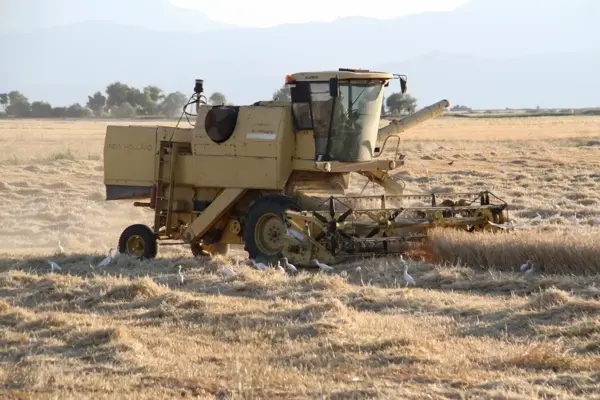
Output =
[{"x1": 103, "y1": 68, "x2": 507, "y2": 266}]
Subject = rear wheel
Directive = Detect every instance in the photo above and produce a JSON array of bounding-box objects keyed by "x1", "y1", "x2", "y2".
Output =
[
  {"x1": 118, "y1": 224, "x2": 157, "y2": 259},
  {"x1": 243, "y1": 194, "x2": 301, "y2": 264}
]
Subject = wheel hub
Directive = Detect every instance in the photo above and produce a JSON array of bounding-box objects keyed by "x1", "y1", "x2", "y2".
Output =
[
  {"x1": 254, "y1": 213, "x2": 285, "y2": 255},
  {"x1": 126, "y1": 235, "x2": 145, "y2": 256}
]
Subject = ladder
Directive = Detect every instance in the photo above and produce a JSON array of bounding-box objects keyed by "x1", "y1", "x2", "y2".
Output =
[{"x1": 154, "y1": 141, "x2": 180, "y2": 236}]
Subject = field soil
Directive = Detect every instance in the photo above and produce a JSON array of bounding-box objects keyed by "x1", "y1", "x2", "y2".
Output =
[{"x1": 1, "y1": 116, "x2": 600, "y2": 399}]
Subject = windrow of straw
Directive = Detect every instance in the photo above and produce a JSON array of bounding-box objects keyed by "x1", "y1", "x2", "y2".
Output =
[{"x1": 426, "y1": 227, "x2": 600, "y2": 275}]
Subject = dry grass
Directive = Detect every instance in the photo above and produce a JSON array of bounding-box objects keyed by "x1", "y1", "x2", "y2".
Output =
[{"x1": 1, "y1": 117, "x2": 600, "y2": 398}]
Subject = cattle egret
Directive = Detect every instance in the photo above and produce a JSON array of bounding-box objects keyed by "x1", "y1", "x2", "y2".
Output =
[
  {"x1": 356, "y1": 266, "x2": 365, "y2": 285},
  {"x1": 57, "y1": 240, "x2": 65, "y2": 255},
  {"x1": 177, "y1": 265, "x2": 185, "y2": 286},
  {"x1": 281, "y1": 257, "x2": 297, "y2": 273},
  {"x1": 520, "y1": 260, "x2": 532, "y2": 272},
  {"x1": 403, "y1": 265, "x2": 416, "y2": 286},
  {"x1": 47, "y1": 260, "x2": 61, "y2": 272},
  {"x1": 311, "y1": 259, "x2": 334, "y2": 272},
  {"x1": 523, "y1": 263, "x2": 535, "y2": 276},
  {"x1": 276, "y1": 261, "x2": 286, "y2": 275},
  {"x1": 250, "y1": 259, "x2": 268, "y2": 270},
  {"x1": 98, "y1": 248, "x2": 115, "y2": 267}
]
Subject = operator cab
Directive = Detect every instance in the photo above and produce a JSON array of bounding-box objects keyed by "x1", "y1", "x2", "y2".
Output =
[{"x1": 286, "y1": 68, "x2": 407, "y2": 163}]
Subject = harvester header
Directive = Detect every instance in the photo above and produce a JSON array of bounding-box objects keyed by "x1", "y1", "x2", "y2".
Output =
[{"x1": 103, "y1": 68, "x2": 507, "y2": 266}]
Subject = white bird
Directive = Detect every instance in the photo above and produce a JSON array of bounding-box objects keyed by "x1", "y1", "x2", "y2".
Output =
[
  {"x1": 519, "y1": 260, "x2": 532, "y2": 272},
  {"x1": 523, "y1": 263, "x2": 535, "y2": 276},
  {"x1": 356, "y1": 266, "x2": 365, "y2": 286},
  {"x1": 592, "y1": 217, "x2": 600, "y2": 225},
  {"x1": 177, "y1": 265, "x2": 185, "y2": 286},
  {"x1": 403, "y1": 264, "x2": 416, "y2": 286},
  {"x1": 222, "y1": 266, "x2": 236, "y2": 276},
  {"x1": 311, "y1": 259, "x2": 334, "y2": 272},
  {"x1": 276, "y1": 261, "x2": 286, "y2": 274},
  {"x1": 281, "y1": 257, "x2": 297, "y2": 273},
  {"x1": 57, "y1": 240, "x2": 65, "y2": 255},
  {"x1": 572, "y1": 212, "x2": 580, "y2": 225},
  {"x1": 98, "y1": 248, "x2": 115, "y2": 267},
  {"x1": 46, "y1": 260, "x2": 61, "y2": 272},
  {"x1": 250, "y1": 259, "x2": 268, "y2": 270}
]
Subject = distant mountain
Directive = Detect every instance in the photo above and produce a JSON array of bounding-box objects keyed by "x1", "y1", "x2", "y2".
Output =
[
  {"x1": 1, "y1": 0, "x2": 598, "y2": 108},
  {"x1": 1, "y1": 0, "x2": 234, "y2": 33}
]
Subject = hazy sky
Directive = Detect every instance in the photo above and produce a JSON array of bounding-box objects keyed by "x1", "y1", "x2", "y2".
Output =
[{"x1": 170, "y1": 0, "x2": 471, "y2": 27}]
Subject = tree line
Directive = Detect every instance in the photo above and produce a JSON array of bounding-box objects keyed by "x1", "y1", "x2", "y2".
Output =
[
  {"x1": 0, "y1": 82, "x2": 418, "y2": 119},
  {"x1": 0, "y1": 83, "x2": 194, "y2": 119}
]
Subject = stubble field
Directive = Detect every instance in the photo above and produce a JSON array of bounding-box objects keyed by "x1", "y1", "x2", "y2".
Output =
[{"x1": 1, "y1": 116, "x2": 600, "y2": 399}]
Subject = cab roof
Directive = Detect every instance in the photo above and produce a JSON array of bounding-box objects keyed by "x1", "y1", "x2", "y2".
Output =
[{"x1": 288, "y1": 68, "x2": 393, "y2": 82}]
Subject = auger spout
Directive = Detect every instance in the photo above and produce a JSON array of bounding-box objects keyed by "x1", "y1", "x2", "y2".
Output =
[{"x1": 378, "y1": 99, "x2": 450, "y2": 141}]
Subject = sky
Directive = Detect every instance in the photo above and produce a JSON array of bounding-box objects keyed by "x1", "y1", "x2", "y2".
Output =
[{"x1": 169, "y1": 0, "x2": 471, "y2": 28}]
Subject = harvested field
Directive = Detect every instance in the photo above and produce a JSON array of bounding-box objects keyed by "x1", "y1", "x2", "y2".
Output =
[{"x1": 1, "y1": 116, "x2": 600, "y2": 398}]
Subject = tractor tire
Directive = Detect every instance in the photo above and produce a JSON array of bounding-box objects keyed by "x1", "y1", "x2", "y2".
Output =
[
  {"x1": 243, "y1": 193, "x2": 301, "y2": 264},
  {"x1": 118, "y1": 224, "x2": 158, "y2": 260},
  {"x1": 190, "y1": 242, "x2": 230, "y2": 257}
]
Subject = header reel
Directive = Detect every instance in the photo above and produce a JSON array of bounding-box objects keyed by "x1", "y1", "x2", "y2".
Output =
[{"x1": 281, "y1": 191, "x2": 508, "y2": 266}]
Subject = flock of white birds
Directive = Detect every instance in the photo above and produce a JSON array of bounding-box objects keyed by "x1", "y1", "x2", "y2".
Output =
[
  {"x1": 41, "y1": 209, "x2": 559, "y2": 287},
  {"x1": 42, "y1": 239, "x2": 422, "y2": 288}
]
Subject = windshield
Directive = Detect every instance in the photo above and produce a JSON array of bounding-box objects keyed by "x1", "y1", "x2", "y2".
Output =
[
  {"x1": 290, "y1": 80, "x2": 385, "y2": 162},
  {"x1": 323, "y1": 82, "x2": 384, "y2": 162}
]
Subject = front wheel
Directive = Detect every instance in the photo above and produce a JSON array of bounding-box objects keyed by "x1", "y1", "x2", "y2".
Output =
[
  {"x1": 243, "y1": 194, "x2": 301, "y2": 264},
  {"x1": 118, "y1": 224, "x2": 158, "y2": 260}
]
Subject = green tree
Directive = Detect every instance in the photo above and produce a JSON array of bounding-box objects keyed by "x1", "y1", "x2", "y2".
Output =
[
  {"x1": 86, "y1": 91, "x2": 107, "y2": 116},
  {"x1": 450, "y1": 104, "x2": 472, "y2": 112},
  {"x1": 0, "y1": 93, "x2": 8, "y2": 113},
  {"x1": 140, "y1": 85, "x2": 165, "y2": 115},
  {"x1": 158, "y1": 91, "x2": 187, "y2": 118},
  {"x1": 209, "y1": 92, "x2": 226, "y2": 105},
  {"x1": 6, "y1": 91, "x2": 31, "y2": 117},
  {"x1": 125, "y1": 87, "x2": 146, "y2": 111},
  {"x1": 111, "y1": 103, "x2": 137, "y2": 118},
  {"x1": 386, "y1": 92, "x2": 417, "y2": 115},
  {"x1": 51, "y1": 107, "x2": 68, "y2": 118},
  {"x1": 143, "y1": 85, "x2": 165, "y2": 103},
  {"x1": 272, "y1": 84, "x2": 291, "y2": 102},
  {"x1": 105, "y1": 82, "x2": 132, "y2": 108},
  {"x1": 31, "y1": 101, "x2": 53, "y2": 117},
  {"x1": 66, "y1": 103, "x2": 88, "y2": 118}
]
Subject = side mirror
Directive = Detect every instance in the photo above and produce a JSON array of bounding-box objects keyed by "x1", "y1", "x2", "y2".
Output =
[
  {"x1": 400, "y1": 76, "x2": 407, "y2": 94},
  {"x1": 329, "y1": 77, "x2": 339, "y2": 98},
  {"x1": 194, "y1": 79, "x2": 204, "y2": 94}
]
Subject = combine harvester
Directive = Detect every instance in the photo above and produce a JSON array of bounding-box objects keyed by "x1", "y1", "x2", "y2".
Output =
[{"x1": 103, "y1": 68, "x2": 508, "y2": 266}]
